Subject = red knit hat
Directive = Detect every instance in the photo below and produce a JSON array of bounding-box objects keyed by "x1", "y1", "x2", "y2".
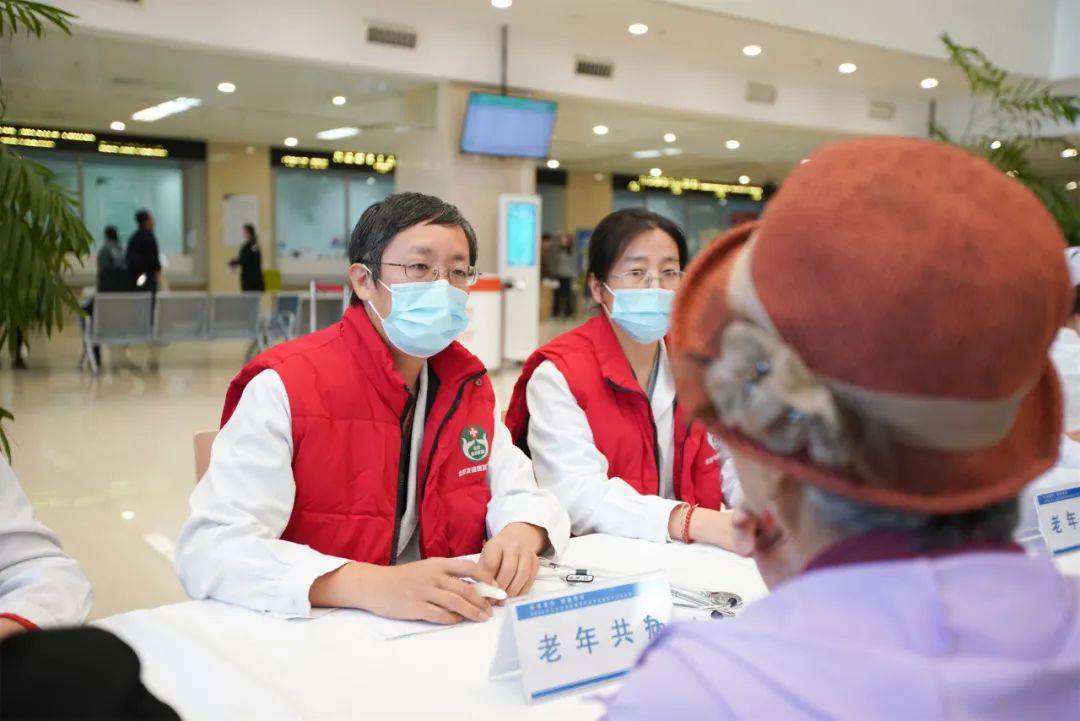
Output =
[{"x1": 671, "y1": 137, "x2": 1071, "y2": 513}]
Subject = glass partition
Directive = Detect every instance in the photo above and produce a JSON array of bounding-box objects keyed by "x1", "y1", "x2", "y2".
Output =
[{"x1": 83, "y1": 161, "x2": 185, "y2": 254}]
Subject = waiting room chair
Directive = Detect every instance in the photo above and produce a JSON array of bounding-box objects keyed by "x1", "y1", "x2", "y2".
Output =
[
  {"x1": 81, "y1": 293, "x2": 155, "y2": 375},
  {"x1": 210, "y1": 293, "x2": 263, "y2": 340},
  {"x1": 260, "y1": 293, "x2": 302, "y2": 349},
  {"x1": 193, "y1": 430, "x2": 217, "y2": 482},
  {"x1": 153, "y1": 293, "x2": 211, "y2": 343},
  {"x1": 308, "y1": 281, "x2": 349, "y2": 333}
]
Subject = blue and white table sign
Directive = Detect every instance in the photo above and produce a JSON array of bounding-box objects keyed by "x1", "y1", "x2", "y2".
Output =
[
  {"x1": 490, "y1": 574, "x2": 672, "y2": 703},
  {"x1": 1036, "y1": 484, "x2": 1080, "y2": 556}
]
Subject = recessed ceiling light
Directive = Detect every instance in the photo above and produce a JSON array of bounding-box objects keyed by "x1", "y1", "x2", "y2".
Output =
[
  {"x1": 739, "y1": 175, "x2": 751, "y2": 184},
  {"x1": 1063, "y1": 147, "x2": 1078, "y2": 158},
  {"x1": 628, "y1": 23, "x2": 649, "y2": 35},
  {"x1": 838, "y1": 62, "x2": 857, "y2": 74},
  {"x1": 332, "y1": 95, "x2": 347, "y2": 106},
  {"x1": 725, "y1": 139, "x2": 740, "y2": 150},
  {"x1": 217, "y1": 81, "x2": 236, "y2": 93},
  {"x1": 920, "y1": 77, "x2": 939, "y2": 89},
  {"x1": 742, "y1": 44, "x2": 762, "y2": 57},
  {"x1": 283, "y1": 137, "x2": 298, "y2": 147},
  {"x1": 546, "y1": 159, "x2": 560, "y2": 169},
  {"x1": 491, "y1": 0, "x2": 512, "y2": 8},
  {"x1": 315, "y1": 126, "x2": 361, "y2": 140},
  {"x1": 109, "y1": 121, "x2": 126, "y2": 131},
  {"x1": 594, "y1": 172, "x2": 605, "y2": 182},
  {"x1": 661, "y1": 147, "x2": 682, "y2": 156},
  {"x1": 593, "y1": 124, "x2": 610, "y2": 136},
  {"x1": 121, "y1": 511, "x2": 135, "y2": 521},
  {"x1": 990, "y1": 140, "x2": 1002, "y2": 150},
  {"x1": 649, "y1": 167, "x2": 663, "y2": 177},
  {"x1": 663, "y1": 132, "x2": 677, "y2": 143},
  {"x1": 800, "y1": 158, "x2": 810, "y2": 164},
  {"x1": 131, "y1": 97, "x2": 202, "y2": 122},
  {"x1": 1068, "y1": 181, "x2": 1079, "y2": 191},
  {"x1": 632, "y1": 149, "x2": 662, "y2": 159}
]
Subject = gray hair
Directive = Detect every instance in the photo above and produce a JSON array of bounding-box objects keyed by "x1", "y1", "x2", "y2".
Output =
[{"x1": 804, "y1": 484, "x2": 1019, "y2": 550}]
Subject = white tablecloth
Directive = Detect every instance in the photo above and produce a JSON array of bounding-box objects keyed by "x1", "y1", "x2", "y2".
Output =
[{"x1": 98, "y1": 535, "x2": 767, "y2": 721}]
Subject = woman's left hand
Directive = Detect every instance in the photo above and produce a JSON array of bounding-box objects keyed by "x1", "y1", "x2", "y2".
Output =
[{"x1": 478, "y1": 523, "x2": 547, "y2": 597}]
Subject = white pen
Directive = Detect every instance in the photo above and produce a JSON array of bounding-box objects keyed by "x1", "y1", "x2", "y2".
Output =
[{"x1": 464, "y1": 578, "x2": 508, "y2": 601}]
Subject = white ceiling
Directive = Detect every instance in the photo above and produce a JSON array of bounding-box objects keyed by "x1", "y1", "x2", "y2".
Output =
[{"x1": 0, "y1": 12, "x2": 1076, "y2": 186}]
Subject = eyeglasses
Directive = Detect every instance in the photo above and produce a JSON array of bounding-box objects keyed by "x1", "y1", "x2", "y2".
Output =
[
  {"x1": 374, "y1": 261, "x2": 479, "y2": 288},
  {"x1": 607, "y1": 268, "x2": 684, "y2": 289}
]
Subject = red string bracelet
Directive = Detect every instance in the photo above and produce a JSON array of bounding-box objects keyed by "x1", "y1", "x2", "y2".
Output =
[{"x1": 681, "y1": 504, "x2": 700, "y2": 544}]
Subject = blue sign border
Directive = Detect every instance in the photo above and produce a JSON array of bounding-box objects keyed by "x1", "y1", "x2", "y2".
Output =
[{"x1": 514, "y1": 582, "x2": 639, "y2": 621}]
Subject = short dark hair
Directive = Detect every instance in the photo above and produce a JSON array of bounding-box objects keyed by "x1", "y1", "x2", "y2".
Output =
[
  {"x1": 104, "y1": 225, "x2": 118, "y2": 242},
  {"x1": 348, "y1": 192, "x2": 477, "y2": 284},
  {"x1": 1072, "y1": 284, "x2": 1080, "y2": 316},
  {"x1": 135, "y1": 209, "x2": 150, "y2": 226},
  {"x1": 586, "y1": 209, "x2": 688, "y2": 283},
  {"x1": 243, "y1": 223, "x2": 257, "y2": 243}
]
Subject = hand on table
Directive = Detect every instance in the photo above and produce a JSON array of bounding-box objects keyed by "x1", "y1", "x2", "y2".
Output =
[
  {"x1": 311, "y1": 558, "x2": 497, "y2": 625},
  {"x1": 731, "y1": 505, "x2": 791, "y2": 588},
  {"x1": 667, "y1": 506, "x2": 745, "y2": 553},
  {"x1": 479, "y1": 522, "x2": 548, "y2": 598}
]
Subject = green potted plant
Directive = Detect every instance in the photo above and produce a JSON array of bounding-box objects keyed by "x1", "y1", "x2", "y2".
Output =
[
  {"x1": 0, "y1": 1, "x2": 95, "y2": 457},
  {"x1": 932, "y1": 33, "x2": 1080, "y2": 245}
]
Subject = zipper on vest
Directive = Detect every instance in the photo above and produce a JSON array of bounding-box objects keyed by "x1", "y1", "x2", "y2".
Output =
[
  {"x1": 416, "y1": 370, "x2": 487, "y2": 555},
  {"x1": 605, "y1": 378, "x2": 662, "y2": 491},
  {"x1": 389, "y1": 390, "x2": 417, "y2": 566}
]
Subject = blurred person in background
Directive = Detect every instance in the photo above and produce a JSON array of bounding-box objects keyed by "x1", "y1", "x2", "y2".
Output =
[
  {"x1": 552, "y1": 232, "x2": 577, "y2": 318},
  {"x1": 228, "y1": 223, "x2": 265, "y2": 293},
  {"x1": 126, "y1": 209, "x2": 162, "y2": 293}
]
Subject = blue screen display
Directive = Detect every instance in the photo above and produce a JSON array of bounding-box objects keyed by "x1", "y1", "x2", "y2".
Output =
[
  {"x1": 461, "y1": 93, "x2": 557, "y2": 159},
  {"x1": 506, "y1": 201, "x2": 538, "y2": 267}
]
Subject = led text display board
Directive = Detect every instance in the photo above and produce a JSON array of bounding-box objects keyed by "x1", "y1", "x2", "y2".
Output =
[
  {"x1": 0, "y1": 123, "x2": 206, "y2": 160},
  {"x1": 271, "y1": 147, "x2": 397, "y2": 174}
]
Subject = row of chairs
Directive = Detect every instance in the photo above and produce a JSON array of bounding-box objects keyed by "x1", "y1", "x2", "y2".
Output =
[{"x1": 80, "y1": 284, "x2": 351, "y2": 374}]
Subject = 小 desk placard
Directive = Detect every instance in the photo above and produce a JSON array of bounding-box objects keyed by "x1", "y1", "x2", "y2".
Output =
[
  {"x1": 1037, "y1": 485, "x2": 1080, "y2": 556},
  {"x1": 490, "y1": 574, "x2": 671, "y2": 703}
]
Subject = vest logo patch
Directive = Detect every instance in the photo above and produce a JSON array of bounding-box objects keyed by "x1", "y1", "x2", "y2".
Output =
[{"x1": 460, "y1": 425, "x2": 490, "y2": 462}]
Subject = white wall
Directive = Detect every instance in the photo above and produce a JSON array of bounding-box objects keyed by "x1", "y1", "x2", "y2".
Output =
[
  {"x1": 1054, "y1": 0, "x2": 1080, "y2": 79},
  {"x1": 666, "y1": 0, "x2": 1061, "y2": 78}
]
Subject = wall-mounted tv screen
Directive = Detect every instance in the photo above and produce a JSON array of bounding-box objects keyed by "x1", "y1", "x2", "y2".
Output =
[{"x1": 460, "y1": 93, "x2": 557, "y2": 159}]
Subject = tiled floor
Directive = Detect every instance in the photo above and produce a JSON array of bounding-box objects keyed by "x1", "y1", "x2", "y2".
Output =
[{"x1": 1, "y1": 316, "x2": 583, "y2": 620}]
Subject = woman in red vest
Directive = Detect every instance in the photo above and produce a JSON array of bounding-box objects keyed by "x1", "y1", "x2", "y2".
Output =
[
  {"x1": 506, "y1": 209, "x2": 738, "y2": 549},
  {"x1": 176, "y1": 193, "x2": 569, "y2": 625}
]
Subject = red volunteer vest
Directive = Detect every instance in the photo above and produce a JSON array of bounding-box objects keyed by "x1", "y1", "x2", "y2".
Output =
[
  {"x1": 221, "y1": 306, "x2": 494, "y2": 565},
  {"x1": 506, "y1": 315, "x2": 723, "y2": 509}
]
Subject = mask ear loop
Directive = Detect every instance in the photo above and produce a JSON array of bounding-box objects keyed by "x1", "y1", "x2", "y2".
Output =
[
  {"x1": 600, "y1": 282, "x2": 617, "y2": 317},
  {"x1": 360, "y1": 264, "x2": 394, "y2": 322}
]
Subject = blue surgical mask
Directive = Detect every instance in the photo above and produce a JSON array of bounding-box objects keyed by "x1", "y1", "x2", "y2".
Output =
[
  {"x1": 368, "y1": 278, "x2": 469, "y2": 358},
  {"x1": 603, "y1": 284, "x2": 675, "y2": 343}
]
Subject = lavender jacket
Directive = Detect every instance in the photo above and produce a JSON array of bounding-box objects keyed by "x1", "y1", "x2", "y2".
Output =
[{"x1": 603, "y1": 552, "x2": 1080, "y2": 719}]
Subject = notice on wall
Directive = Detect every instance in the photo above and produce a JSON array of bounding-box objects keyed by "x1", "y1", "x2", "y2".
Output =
[{"x1": 223, "y1": 194, "x2": 259, "y2": 248}]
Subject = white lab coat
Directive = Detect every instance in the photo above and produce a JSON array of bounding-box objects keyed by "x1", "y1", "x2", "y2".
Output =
[
  {"x1": 175, "y1": 368, "x2": 570, "y2": 619},
  {"x1": 0, "y1": 457, "x2": 92, "y2": 627},
  {"x1": 1051, "y1": 327, "x2": 1080, "y2": 432},
  {"x1": 525, "y1": 343, "x2": 734, "y2": 543}
]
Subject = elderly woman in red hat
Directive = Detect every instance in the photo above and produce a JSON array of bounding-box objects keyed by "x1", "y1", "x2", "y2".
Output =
[{"x1": 603, "y1": 137, "x2": 1080, "y2": 720}]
